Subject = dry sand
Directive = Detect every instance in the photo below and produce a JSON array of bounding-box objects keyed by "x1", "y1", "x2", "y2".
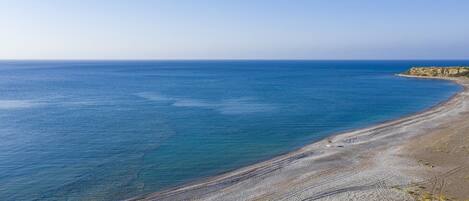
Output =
[{"x1": 130, "y1": 76, "x2": 469, "y2": 201}]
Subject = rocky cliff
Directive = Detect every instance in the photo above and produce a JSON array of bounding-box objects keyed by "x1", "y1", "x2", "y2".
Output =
[{"x1": 404, "y1": 67, "x2": 469, "y2": 77}]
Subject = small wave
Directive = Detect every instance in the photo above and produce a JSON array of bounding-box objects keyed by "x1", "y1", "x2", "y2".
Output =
[
  {"x1": 0, "y1": 100, "x2": 41, "y2": 110},
  {"x1": 217, "y1": 99, "x2": 276, "y2": 115},
  {"x1": 136, "y1": 91, "x2": 277, "y2": 115},
  {"x1": 135, "y1": 92, "x2": 173, "y2": 101},
  {"x1": 172, "y1": 99, "x2": 213, "y2": 107},
  {"x1": 137, "y1": 92, "x2": 276, "y2": 115}
]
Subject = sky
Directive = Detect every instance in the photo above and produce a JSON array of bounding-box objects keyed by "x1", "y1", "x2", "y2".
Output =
[{"x1": 1, "y1": 0, "x2": 469, "y2": 60}]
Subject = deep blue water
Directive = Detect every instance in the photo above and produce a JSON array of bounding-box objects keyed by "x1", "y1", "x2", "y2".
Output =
[{"x1": 0, "y1": 60, "x2": 465, "y2": 200}]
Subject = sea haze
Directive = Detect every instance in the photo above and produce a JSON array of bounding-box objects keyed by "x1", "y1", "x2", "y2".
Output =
[{"x1": 0, "y1": 60, "x2": 464, "y2": 200}]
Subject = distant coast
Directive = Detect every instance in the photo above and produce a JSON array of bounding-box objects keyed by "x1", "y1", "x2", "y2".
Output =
[
  {"x1": 402, "y1": 66, "x2": 469, "y2": 77},
  {"x1": 131, "y1": 67, "x2": 469, "y2": 201}
]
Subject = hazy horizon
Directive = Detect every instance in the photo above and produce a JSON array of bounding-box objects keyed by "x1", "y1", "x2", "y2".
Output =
[
  {"x1": 2, "y1": 59, "x2": 469, "y2": 61},
  {"x1": 1, "y1": 0, "x2": 469, "y2": 60}
]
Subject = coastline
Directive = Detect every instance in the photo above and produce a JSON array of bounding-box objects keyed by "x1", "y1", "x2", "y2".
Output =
[{"x1": 130, "y1": 75, "x2": 469, "y2": 201}]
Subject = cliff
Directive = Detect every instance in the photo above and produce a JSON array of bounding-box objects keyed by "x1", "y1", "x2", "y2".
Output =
[{"x1": 403, "y1": 67, "x2": 469, "y2": 77}]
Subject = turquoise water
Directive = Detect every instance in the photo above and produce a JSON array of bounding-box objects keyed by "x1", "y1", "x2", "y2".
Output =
[{"x1": 0, "y1": 60, "x2": 464, "y2": 200}]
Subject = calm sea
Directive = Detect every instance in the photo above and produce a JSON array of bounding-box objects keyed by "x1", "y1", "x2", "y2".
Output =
[{"x1": 0, "y1": 60, "x2": 465, "y2": 200}]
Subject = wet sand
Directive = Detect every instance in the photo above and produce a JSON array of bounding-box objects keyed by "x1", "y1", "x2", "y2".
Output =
[{"x1": 130, "y1": 76, "x2": 469, "y2": 201}]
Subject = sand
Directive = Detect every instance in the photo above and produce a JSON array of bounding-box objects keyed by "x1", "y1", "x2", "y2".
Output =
[{"x1": 130, "y1": 76, "x2": 469, "y2": 201}]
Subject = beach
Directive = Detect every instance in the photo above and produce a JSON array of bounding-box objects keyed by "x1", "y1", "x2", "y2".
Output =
[{"x1": 132, "y1": 76, "x2": 469, "y2": 201}]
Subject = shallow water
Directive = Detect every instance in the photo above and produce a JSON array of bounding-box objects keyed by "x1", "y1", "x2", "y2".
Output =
[{"x1": 0, "y1": 60, "x2": 465, "y2": 200}]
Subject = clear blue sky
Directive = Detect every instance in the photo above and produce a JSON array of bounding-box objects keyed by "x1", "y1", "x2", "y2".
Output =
[{"x1": 1, "y1": 0, "x2": 468, "y2": 60}]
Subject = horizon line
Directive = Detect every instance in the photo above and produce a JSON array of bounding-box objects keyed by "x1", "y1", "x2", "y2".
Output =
[{"x1": 1, "y1": 58, "x2": 469, "y2": 62}]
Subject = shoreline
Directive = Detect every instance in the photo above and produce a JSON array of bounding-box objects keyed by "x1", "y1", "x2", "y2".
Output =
[{"x1": 130, "y1": 75, "x2": 469, "y2": 201}]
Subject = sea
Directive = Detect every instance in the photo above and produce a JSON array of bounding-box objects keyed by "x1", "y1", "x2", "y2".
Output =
[{"x1": 0, "y1": 60, "x2": 465, "y2": 200}]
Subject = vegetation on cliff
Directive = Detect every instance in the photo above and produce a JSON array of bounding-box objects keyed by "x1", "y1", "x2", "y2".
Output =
[{"x1": 403, "y1": 67, "x2": 469, "y2": 78}]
